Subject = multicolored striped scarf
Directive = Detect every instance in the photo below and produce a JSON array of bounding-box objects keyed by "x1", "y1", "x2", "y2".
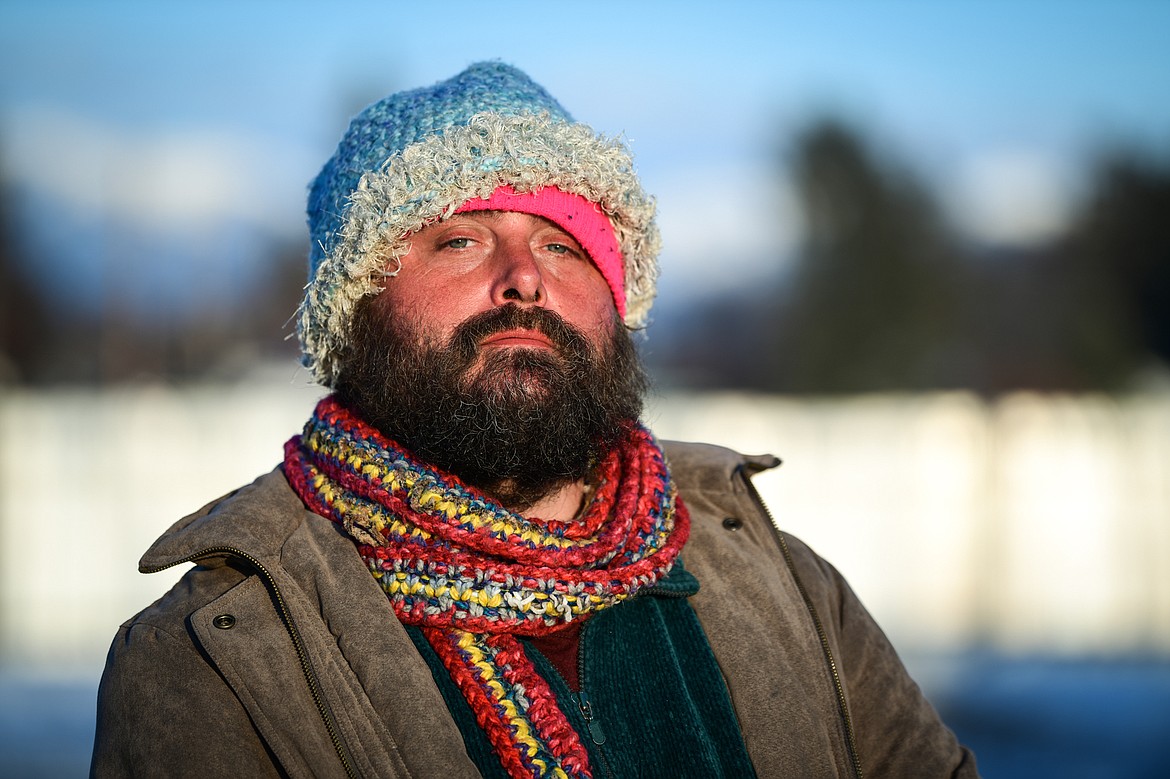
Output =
[{"x1": 283, "y1": 396, "x2": 690, "y2": 779}]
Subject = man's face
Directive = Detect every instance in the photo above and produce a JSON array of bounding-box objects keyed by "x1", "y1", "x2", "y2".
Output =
[
  {"x1": 336, "y1": 210, "x2": 647, "y2": 510},
  {"x1": 378, "y1": 211, "x2": 618, "y2": 356}
]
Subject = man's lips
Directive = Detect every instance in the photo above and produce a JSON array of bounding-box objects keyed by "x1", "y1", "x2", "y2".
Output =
[{"x1": 479, "y1": 328, "x2": 557, "y2": 350}]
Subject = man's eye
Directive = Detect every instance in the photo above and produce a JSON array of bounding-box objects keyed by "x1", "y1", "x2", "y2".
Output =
[
  {"x1": 443, "y1": 237, "x2": 472, "y2": 249},
  {"x1": 546, "y1": 243, "x2": 574, "y2": 255}
]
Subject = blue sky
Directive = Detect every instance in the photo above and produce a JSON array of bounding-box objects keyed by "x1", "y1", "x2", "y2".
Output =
[{"x1": 2, "y1": 0, "x2": 1169, "y2": 311}]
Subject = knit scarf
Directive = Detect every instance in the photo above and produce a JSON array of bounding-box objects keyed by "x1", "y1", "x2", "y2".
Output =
[{"x1": 283, "y1": 396, "x2": 690, "y2": 779}]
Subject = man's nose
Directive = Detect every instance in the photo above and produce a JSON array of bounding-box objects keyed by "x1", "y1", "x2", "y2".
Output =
[{"x1": 490, "y1": 239, "x2": 546, "y2": 307}]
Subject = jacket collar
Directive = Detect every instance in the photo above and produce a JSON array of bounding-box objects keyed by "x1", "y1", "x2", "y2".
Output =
[{"x1": 139, "y1": 468, "x2": 312, "y2": 573}]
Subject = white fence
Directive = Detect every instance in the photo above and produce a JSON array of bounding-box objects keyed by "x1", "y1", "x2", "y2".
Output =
[{"x1": 3, "y1": 381, "x2": 1168, "y2": 674}]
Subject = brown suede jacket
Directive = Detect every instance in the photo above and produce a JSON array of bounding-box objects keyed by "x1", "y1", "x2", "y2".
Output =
[{"x1": 91, "y1": 441, "x2": 978, "y2": 778}]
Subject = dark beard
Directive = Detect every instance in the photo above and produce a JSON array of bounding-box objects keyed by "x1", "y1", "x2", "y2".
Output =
[{"x1": 335, "y1": 301, "x2": 648, "y2": 510}]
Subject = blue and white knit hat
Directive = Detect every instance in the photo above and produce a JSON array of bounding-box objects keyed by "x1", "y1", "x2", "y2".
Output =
[{"x1": 299, "y1": 61, "x2": 660, "y2": 385}]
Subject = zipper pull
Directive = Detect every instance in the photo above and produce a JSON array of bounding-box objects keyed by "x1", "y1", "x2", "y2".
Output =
[{"x1": 577, "y1": 689, "x2": 607, "y2": 745}]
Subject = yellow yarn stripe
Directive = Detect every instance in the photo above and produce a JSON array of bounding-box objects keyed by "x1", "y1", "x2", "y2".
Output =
[{"x1": 454, "y1": 631, "x2": 551, "y2": 764}]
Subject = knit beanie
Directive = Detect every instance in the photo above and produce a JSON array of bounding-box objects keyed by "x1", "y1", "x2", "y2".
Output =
[{"x1": 299, "y1": 61, "x2": 661, "y2": 386}]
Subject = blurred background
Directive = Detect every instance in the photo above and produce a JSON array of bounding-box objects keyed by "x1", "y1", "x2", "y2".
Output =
[{"x1": 2, "y1": 1, "x2": 1169, "y2": 775}]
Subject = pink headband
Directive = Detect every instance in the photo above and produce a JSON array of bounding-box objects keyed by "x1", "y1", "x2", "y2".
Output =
[{"x1": 454, "y1": 185, "x2": 626, "y2": 318}]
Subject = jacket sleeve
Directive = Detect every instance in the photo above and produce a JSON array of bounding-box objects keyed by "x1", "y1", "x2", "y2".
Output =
[
  {"x1": 91, "y1": 619, "x2": 283, "y2": 778},
  {"x1": 781, "y1": 533, "x2": 980, "y2": 778}
]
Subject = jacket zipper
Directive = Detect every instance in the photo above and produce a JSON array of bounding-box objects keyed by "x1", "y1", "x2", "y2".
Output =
[
  {"x1": 144, "y1": 547, "x2": 360, "y2": 779},
  {"x1": 736, "y1": 466, "x2": 865, "y2": 779},
  {"x1": 573, "y1": 621, "x2": 614, "y2": 779}
]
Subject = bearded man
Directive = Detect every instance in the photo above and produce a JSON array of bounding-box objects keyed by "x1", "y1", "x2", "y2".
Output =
[{"x1": 92, "y1": 63, "x2": 978, "y2": 778}]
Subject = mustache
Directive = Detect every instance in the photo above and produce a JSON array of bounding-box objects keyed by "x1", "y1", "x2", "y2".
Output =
[{"x1": 448, "y1": 305, "x2": 594, "y2": 363}]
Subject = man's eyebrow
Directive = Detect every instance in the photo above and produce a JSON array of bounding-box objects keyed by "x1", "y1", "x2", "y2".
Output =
[{"x1": 454, "y1": 211, "x2": 506, "y2": 221}]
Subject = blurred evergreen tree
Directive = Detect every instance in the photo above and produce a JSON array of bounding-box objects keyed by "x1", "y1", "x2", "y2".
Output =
[
  {"x1": 0, "y1": 182, "x2": 55, "y2": 383},
  {"x1": 1068, "y1": 150, "x2": 1170, "y2": 375},
  {"x1": 964, "y1": 148, "x2": 1169, "y2": 393},
  {"x1": 769, "y1": 119, "x2": 969, "y2": 393}
]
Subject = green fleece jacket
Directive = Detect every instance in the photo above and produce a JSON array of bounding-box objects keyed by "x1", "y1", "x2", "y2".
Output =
[{"x1": 91, "y1": 441, "x2": 978, "y2": 778}]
